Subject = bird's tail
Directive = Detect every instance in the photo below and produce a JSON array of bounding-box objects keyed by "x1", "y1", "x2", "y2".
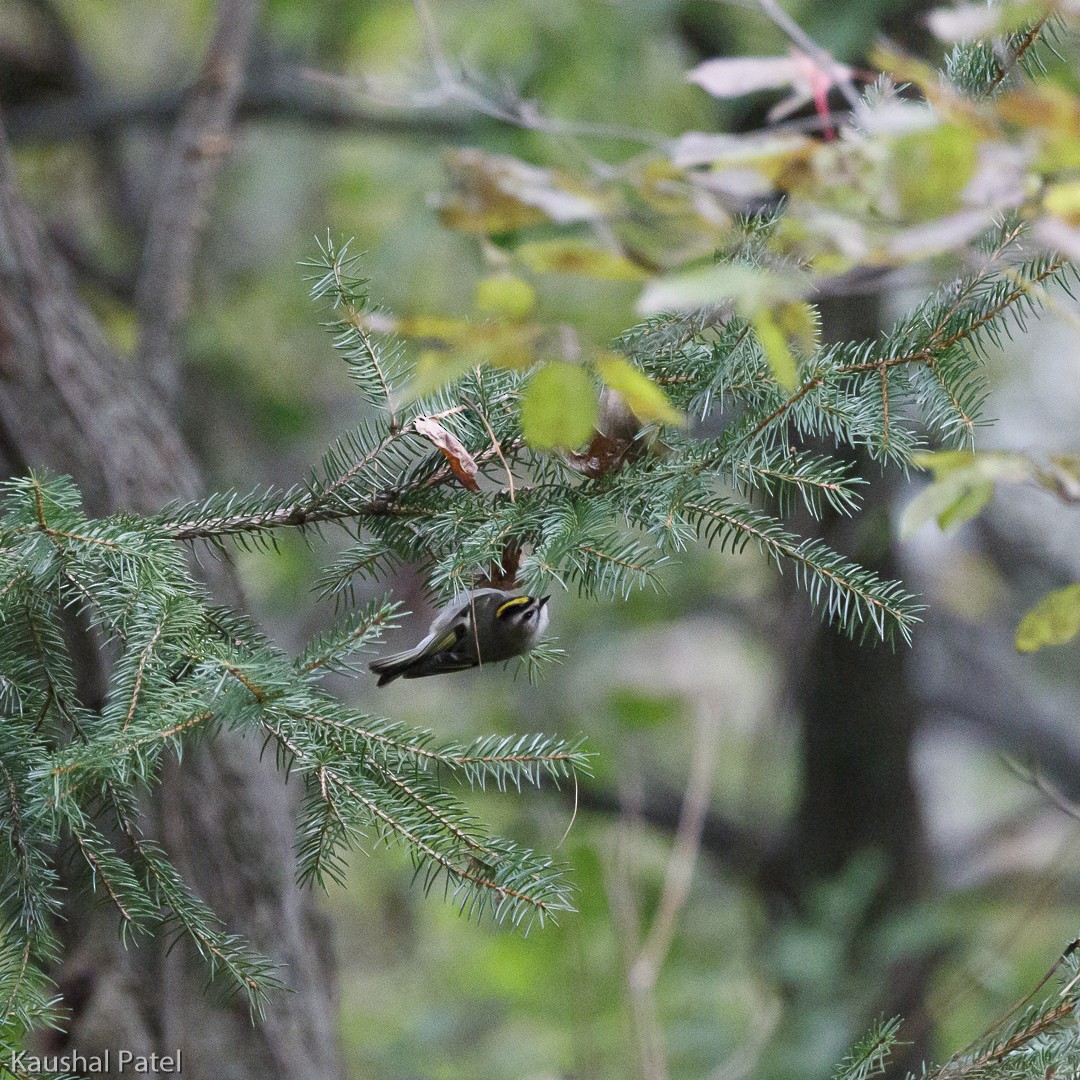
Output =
[{"x1": 368, "y1": 646, "x2": 425, "y2": 687}]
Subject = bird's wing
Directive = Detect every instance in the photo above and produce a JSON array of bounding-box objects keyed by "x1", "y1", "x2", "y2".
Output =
[
  {"x1": 369, "y1": 622, "x2": 464, "y2": 676},
  {"x1": 429, "y1": 588, "x2": 504, "y2": 634},
  {"x1": 427, "y1": 624, "x2": 465, "y2": 654}
]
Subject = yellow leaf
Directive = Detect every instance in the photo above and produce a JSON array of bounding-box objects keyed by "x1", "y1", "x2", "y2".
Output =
[
  {"x1": 405, "y1": 350, "x2": 482, "y2": 402},
  {"x1": 775, "y1": 300, "x2": 820, "y2": 353},
  {"x1": 396, "y1": 314, "x2": 473, "y2": 346},
  {"x1": 909, "y1": 450, "x2": 978, "y2": 477},
  {"x1": 397, "y1": 321, "x2": 543, "y2": 402},
  {"x1": 1015, "y1": 583, "x2": 1080, "y2": 652},
  {"x1": 751, "y1": 309, "x2": 799, "y2": 391},
  {"x1": 439, "y1": 149, "x2": 605, "y2": 235},
  {"x1": 1035, "y1": 132, "x2": 1080, "y2": 173},
  {"x1": 521, "y1": 363, "x2": 598, "y2": 449},
  {"x1": 915, "y1": 450, "x2": 1032, "y2": 483},
  {"x1": 469, "y1": 320, "x2": 543, "y2": 370},
  {"x1": 996, "y1": 85, "x2": 1080, "y2": 135},
  {"x1": 1044, "y1": 182, "x2": 1080, "y2": 228},
  {"x1": 639, "y1": 158, "x2": 700, "y2": 213},
  {"x1": 515, "y1": 239, "x2": 648, "y2": 281},
  {"x1": 594, "y1": 352, "x2": 683, "y2": 426}
]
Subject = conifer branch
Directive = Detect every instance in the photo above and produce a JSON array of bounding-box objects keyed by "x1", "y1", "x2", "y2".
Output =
[
  {"x1": 294, "y1": 597, "x2": 402, "y2": 677},
  {"x1": 832, "y1": 1016, "x2": 901, "y2": 1080},
  {"x1": 296, "y1": 734, "x2": 571, "y2": 924},
  {"x1": 985, "y1": 14, "x2": 1051, "y2": 93},
  {"x1": 744, "y1": 247, "x2": 1067, "y2": 449},
  {"x1": 0, "y1": 936, "x2": 33, "y2": 1032},
  {"x1": 328, "y1": 250, "x2": 399, "y2": 433},
  {"x1": 685, "y1": 500, "x2": 921, "y2": 641},
  {"x1": 1, "y1": 134, "x2": 1074, "y2": 1043},
  {"x1": 70, "y1": 826, "x2": 138, "y2": 928}
]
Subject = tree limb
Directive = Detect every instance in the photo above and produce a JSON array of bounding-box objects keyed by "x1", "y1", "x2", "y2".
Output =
[
  {"x1": 3, "y1": 65, "x2": 478, "y2": 145},
  {"x1": 134, "y1": 0, "x2": 260, "y2": 402}
]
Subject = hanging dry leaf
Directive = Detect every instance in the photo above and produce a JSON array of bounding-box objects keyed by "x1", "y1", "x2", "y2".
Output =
[
  {"x1": 687, "y1": 49, "x2": 853, "y2": 137},
  {"x1": 439, "y1": 149, "x2": 606, "y2": 234},
  {"x1": 414, "y1": 416, "x2": 480, "y2": 491},
  {"x1": 565, "y1": 389, "x2": 648, "y2": 478}
]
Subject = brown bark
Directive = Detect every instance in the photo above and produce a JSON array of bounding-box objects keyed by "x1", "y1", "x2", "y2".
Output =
[{"x1": 0, "y1": 95, "x2": 341, "y2": 1080}]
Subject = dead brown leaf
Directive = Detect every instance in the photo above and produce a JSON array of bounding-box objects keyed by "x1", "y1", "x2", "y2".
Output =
[{"x1": 414, "y1": 415, "x2": 480, "y2": 491}]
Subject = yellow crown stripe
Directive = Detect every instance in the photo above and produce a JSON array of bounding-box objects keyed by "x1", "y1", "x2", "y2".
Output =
[{"x1": 496, "y1": 596, "x2": 532, "y2": 618}]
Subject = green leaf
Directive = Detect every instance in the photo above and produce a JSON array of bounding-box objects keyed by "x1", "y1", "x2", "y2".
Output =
[
  {"x1": 1015, "y1": 583, "x2": 1080, "y2": 653},
  {"x1": 594, "y1": 351, "x2": 683, "y2": 425},
  {"x1": 637, "y1": 262, "x2": 808, "y2": 315},
  {"x1": 909, "y1": 449, "x2": 980, "y2": 478},
  {"x1": 900, "y1": 451, "x2": 1033, "y2": 539},
  {"x1": 935, "y1": 479, "x2": 994, "y2": 531},
  {"x1": 475, "y1": 275, "x2": 536, "y2": 318},
  {"x1": 900, "y1": 474, "x2": 991, "y2": 538},
  {"x1": 893, "y1": 123, "x2": 979, "y2": 219},
  {"x1": 521, "y1": 363, "x2": 598, "y2": 449}
]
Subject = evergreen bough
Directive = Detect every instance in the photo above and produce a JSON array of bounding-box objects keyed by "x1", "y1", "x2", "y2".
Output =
[{"x1": 0, "y1": 216, "x2": 1072, "y2": 1050}]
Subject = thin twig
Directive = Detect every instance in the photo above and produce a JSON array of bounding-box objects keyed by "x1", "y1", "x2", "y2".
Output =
[
  {"x1": 411, "y1": 0, "x2": 456, "y2": 86},
  {"x1": 629, "y1": 700, "x2": 721, "y2": 993},
  {"x1": 604, "y1": 766, "x2": 665, "y2": 1080},
  {"x1": 5, "y1": 70, "x2": 477, "y2": 146},
  {"x1": 556, "y1": 771, "x2": 579, "y2": 849},
  {"x1": 399, "y1": 0, "x2": 667, "y2": 148},
  {"x1": 164, "y1": 436, "x2": 522, "y2": 540},
  {"x1": 466, "y1": 394, "x2": 516, "y2": 502},
  {"x1": 931, "y1": 939, "x2": 1080, "y2": 1078},
  {"x1": 732, "y1": 0, "x2": 861, "y2": 110},
  {"x1": 986, "y1": 14, "x2": 1050, "y2": 94},
  {"x1": 1003, "y1": 755, "x2": 1080, "y2": 825}
]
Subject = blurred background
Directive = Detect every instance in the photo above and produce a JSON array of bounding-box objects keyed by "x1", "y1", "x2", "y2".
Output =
[{"x1": 4, "y1": 1, "x2": 1080, "y2": 1077}]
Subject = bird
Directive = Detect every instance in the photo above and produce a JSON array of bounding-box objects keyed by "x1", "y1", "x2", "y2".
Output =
[{"x1": 369, "y1": 588, "x2": 550, "y2": 687}]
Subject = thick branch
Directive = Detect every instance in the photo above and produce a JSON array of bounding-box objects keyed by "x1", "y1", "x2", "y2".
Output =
[
  {"x1": 0, "y1": 124, "x2": 197, "y2": 512},
  {"x1": 134, "y1": 0, "x2": 260, "y2": 402},
  {"x1": 3, "y1": 66, "x2": 478, "y2": 145},
  {"x1": 164, "y1": 438, "x2": 519, "y2": 541}
]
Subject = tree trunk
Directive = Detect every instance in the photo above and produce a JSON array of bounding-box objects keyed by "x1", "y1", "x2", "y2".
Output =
[
  {"x1": 0, "y1": 116, "x2": 342, "y2": 1080},
  {"x1": 784, "y1": 293, "x2": 932, "y2": 1077}
]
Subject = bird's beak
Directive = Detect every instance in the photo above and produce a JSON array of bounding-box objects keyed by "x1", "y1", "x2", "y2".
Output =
[{"x1": 537, "y1": 595, "x2": 550, "y2": 608}]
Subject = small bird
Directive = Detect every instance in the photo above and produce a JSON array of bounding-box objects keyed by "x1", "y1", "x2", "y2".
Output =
[{"x1": 369, "y1": 588, "x2": 550, "y2": 687}]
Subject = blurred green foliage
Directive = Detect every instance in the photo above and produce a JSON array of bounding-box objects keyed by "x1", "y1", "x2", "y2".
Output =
[{"x1": 10, "y1": 0, "x2": 1080, "y2": 1076}]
